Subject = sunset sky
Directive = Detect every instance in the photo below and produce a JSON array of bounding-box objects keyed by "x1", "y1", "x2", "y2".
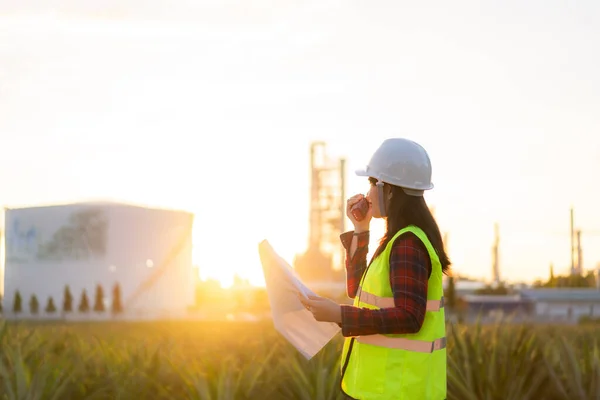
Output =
[{"x1": 1, "y1": 1, "x2": 599, "y2": 287}]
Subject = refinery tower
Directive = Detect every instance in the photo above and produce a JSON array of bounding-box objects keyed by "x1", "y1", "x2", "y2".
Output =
[{"x1": 293, "y1": 142, "x2": 346, "y2": 284}]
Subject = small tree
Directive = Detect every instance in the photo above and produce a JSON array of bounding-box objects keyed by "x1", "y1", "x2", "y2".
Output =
[
  {"x1": 45, "y1": 297, "x2": 57, "y2": 314},
  {"x1": 93, "y1": 284, "x2": 105, "y2": 313},
  {"x1": 13, "y1": 291, "x2": 22, "y2": 315},
  {"x1": 445, "y1": 276, "x2": 456, "y2": 313},
  {"x1": 29, "y1": 294, "x2": 40, "y2": 315},
  {"x1": 78, "y1": 290, "x2": 90, "y2": 313},
  {"x1": 111, "y1": 283, "x2": 123, "y2": 315},
  {"x1": 63, "y1": 285, "x2": 73, "y2": 313}
]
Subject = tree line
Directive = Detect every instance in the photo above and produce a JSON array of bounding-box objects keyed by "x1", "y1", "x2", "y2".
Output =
[{"x1": 0, "y1": 283, "x2": 124, "y2": 317}]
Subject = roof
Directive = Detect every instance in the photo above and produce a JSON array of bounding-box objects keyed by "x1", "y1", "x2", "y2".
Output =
[
  {"x1": 4, "y1": 200, "x2": 193, "y2": 216},
  {"x1": 463, "y1": 294, "x2": 527, "y2": 304},
  {"x1": 442, "y1": 279, "x2": 487, "y2": 291},
  {"x1": 519, "y1": 288, "x2": 600, "y2": 302}
]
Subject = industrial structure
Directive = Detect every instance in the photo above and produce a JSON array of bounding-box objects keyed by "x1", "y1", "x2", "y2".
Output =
[
  {"x1": 293, "y1": 142, "x2": 346, "y2": 284},
  {"x1": 492, "y1": 222, "x2": 501, "y2": 286},
  {"x1": 571, "y1": 207, "x2": 580, "y2": 275},
  {"x1": 569, "y1": 206, "x2": 596, "y2": 276},
  {"x1": 488, "y1": 207, "x2": 598, "y2": 284},
  {"x1": 1, "y1": 201, "x2": 195, "y2": 319}
]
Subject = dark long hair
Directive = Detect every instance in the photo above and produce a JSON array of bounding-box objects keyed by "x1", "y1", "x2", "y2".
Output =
[{"x1": 372, "y1": 180, "x2": 451, "y2": 275}]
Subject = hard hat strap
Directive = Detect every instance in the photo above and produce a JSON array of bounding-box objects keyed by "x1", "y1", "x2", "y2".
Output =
[{"x1": 376, "y1": 181, "x2": 387, "y2": 218}]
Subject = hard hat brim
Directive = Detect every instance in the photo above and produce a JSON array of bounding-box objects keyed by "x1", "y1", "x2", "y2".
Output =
[
  {"x1": 355, "y1": 168, "x2": 370, "y2": 177},
  {"x1": 356, "y1": 167, "x2": 434, "y2": 192}
]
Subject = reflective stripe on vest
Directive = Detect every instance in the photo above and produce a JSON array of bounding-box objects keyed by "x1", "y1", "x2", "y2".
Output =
[
  {"x1": 356, "y1": 288, "x2": 445, "y2": 312},
  {"x1": 356, "y1": 335, "x2": 447, "y2": 353}
]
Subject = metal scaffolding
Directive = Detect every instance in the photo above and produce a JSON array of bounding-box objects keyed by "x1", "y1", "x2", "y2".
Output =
[{"x1": 294, "y1": 142, "x2": 346, "y2": 283}]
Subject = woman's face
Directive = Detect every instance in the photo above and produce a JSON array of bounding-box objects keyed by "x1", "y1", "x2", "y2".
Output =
[{"x1": 367, "y1": 177, "x2": 384, "y2": 219}]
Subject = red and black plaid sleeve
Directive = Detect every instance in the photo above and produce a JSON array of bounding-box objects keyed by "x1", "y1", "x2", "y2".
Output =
[
  {"x1": 340, "y1": 232, "x2": 431, "y2": 337},
  {"x1": 340, "y1": 230, "x2": 370, "y2": 299}
]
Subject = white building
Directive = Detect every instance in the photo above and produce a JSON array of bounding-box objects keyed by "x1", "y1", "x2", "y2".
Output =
[
  {"x1": 2, "y1": 201, "x2": 194, "y2": 319},
  {"x1": 520, "y1": 288, "x2": 600, "y2": 322}
]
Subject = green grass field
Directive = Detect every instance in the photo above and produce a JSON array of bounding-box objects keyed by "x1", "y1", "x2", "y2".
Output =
[{"x1": 0, "y1": 320, "x2": 598, "y2": 399}]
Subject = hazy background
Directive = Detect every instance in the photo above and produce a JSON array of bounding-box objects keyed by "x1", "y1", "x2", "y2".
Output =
[{"x1": 1, "y1": 0, "x2": 599, "y2": 286}]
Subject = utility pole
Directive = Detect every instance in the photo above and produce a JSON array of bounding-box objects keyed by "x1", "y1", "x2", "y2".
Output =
[
  {"x1": 492, "y1": 223, "x2": 500, "y2": 286},
  {"x1": 576, "y1": 229, "x2": 583, "y2": 275},
  {"x1": 570, "y1": 207, "x2": 576, "y2": 275}
]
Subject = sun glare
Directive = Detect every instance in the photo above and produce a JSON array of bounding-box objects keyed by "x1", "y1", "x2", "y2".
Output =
[{"x1": 192, "y1": 218, "x2": 303, "y2": 289}]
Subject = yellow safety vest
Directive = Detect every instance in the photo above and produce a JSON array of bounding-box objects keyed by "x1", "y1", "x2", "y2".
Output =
[{"x1": 340, "y1": 225, "x2": 447, "y2": 400}]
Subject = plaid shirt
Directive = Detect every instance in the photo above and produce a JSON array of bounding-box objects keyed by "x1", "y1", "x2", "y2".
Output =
[{"x1": 339, "y1": 230, "x2": 432, "y2": 337}]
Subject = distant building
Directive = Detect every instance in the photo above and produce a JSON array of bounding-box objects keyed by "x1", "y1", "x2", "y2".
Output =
[
  {"x1": 462, "y1": 294, "x2": 533, "y2": 321},
  {"x1": 442, "y1": 277, "x2": 487, "y2": 296},
  {"x1": 460, "y1": 288, "x2": 600, "y2": 324},
  {"x1": 2, "y1": 201, "x2": 195, "y2": 319},
  {"x1": 520, "y1": 288, "x2": 600, "y2": 322}
]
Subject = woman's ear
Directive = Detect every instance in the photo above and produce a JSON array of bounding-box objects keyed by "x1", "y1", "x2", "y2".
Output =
[
  {"x1": 386, "y1": 185, "x2": 393, "y2": 199},
  {"x1": 384, "y1": 185, "x2": 393, "y2": 209}
]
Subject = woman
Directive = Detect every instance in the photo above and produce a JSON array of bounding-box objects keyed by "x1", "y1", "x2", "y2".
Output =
[{"x1": 301, "y1": 138, "x2": 451, "y2": 400}]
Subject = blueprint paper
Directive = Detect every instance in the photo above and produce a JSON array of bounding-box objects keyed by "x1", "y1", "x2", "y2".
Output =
[{"x1": 258, "y1": 240, "x2": 341, "y2": 359}]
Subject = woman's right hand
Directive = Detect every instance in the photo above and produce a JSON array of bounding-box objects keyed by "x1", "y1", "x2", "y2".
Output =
[{"x1": 346, "y1": 194, "x2": 372, "y2": 233}]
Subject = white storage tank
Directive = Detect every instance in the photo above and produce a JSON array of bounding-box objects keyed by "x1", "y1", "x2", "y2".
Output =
[{"x1": 2, "y1": 201, "x2": 194, "y2": 319}]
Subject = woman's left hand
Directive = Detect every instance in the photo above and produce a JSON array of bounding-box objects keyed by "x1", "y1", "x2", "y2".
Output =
[{"x1": 299, "y1": 295, "x2": 342, "y2": 324}]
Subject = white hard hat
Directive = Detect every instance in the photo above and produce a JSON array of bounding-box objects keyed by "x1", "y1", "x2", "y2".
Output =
[{"x1": 355, "y1": 138, "x2": 433, "y2": 196}]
